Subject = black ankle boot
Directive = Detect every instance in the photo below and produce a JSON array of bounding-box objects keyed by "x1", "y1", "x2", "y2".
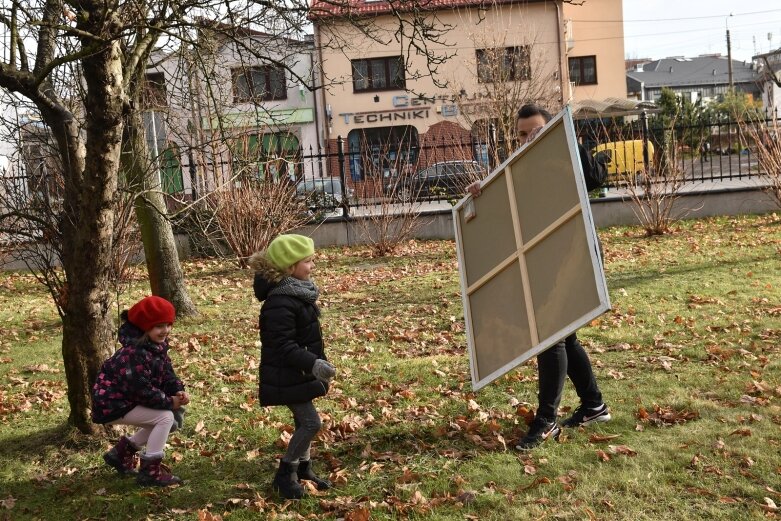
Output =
[
  {"x1": 272, "y1": 460, "x2": 304, "y2": 499},
  {"x1": 297, "y1": 459, "x2": 331, "y2": 490}
]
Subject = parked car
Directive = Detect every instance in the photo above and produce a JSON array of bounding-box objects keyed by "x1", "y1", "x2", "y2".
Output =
[
  {"x1": 296, "y1": 177, "x2": 353, "y2": 218},
  {"x1": 388, "y1": 160, "x2": 486, "y2": 202}
]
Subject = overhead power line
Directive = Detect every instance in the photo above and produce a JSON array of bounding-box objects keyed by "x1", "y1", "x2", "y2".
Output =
[{"x1": 571, "y1": 8, "x2": 781, "y2": 24}]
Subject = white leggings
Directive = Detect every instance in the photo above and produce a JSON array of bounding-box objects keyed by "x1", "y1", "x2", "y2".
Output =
[{"x1": 109, "y1": 405, "x2": 174, "y2": 458}]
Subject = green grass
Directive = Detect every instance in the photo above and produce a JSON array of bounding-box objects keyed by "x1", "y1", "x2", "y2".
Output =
[{"x1": 1, "y1": 215, "x2": 781, "y2": 520}]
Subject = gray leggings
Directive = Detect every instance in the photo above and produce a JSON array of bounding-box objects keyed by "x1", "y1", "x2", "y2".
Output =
[{"x1": 283, "y1": 401, "x2": 322, "y2": 463}]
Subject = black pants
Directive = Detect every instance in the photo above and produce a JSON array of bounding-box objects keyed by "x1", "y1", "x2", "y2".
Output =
[{"x1": 536, "y1": 333, "x2": 603, "y2": 421}]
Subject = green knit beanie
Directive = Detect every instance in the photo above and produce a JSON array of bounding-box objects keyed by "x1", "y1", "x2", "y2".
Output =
[{"x1": 266, "y1": 234, "x2": 315, "y2": 270}]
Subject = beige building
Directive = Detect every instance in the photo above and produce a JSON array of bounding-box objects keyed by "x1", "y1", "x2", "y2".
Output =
[
  {"x1": 312, "y1": 0, "x2": 626, "y2": 188},
  {"x1": 562, "y1": 0, "x2": 627, "y2": 103}
]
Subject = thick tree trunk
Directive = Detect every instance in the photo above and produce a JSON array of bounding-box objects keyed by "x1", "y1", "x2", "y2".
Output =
[
  {"x1": 51, "y1": 34, "x2": 126, "y2": 433},
  {"x1": 44, "y1": 109, "x2": 114, "y2": 433},
  {"x1": 123, "y1": 111, "x2": 197, "y2": 316},
  {"x1": 136, "y1": 191, "x2": 198, "y2": 316}
]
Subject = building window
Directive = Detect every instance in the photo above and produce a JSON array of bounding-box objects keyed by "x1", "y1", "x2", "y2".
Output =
[
  {"x1": 347, "y1": 126, "x2": 418, "y2": 181},
  {"x1": 142, "y1": 73, "x2": 167, "y2": 108},
  {"x1": 568, "y1": 55, "x2": 597, "y2": 86},
  {"x1": 231, "y1": 132, "x2": 300, "y2": 181},
  {"x1": 232, "y1": 66, "x2": 287, "y2": 103},
  {"x1": 476, "y1": 46, "x2": 531, "y2": 83},
  {"x1": 351, "y1": 56, "x2": 405, "y2": 92}
]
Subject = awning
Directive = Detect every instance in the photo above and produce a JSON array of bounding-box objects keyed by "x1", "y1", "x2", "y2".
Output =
[{"x1": 569, "y1": 97, "x2": 659, "y2": 120}]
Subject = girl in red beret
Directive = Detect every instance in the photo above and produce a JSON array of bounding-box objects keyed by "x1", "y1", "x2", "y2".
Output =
[{"x1": 91, "y1": 295, "x2": 189, "y2": 487}]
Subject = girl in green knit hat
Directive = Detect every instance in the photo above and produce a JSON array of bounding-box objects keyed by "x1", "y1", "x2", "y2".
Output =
[{"x1": 249, "y1": 234, "x2": 336, "y2": 500}]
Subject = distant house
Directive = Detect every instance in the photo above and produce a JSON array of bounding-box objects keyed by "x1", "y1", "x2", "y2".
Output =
[
  {"x1": 141, "y1": 26, "x2": 322, "y2": 198},
  {"x1": 626, "y1": 54, "x2": 762, "y2": 106},
  {"x1": 752, "y1": 48, "x2": 781, "y2": 114}
]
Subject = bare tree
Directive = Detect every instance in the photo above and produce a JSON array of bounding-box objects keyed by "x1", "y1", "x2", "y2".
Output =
[
  {"x1": 0, "y1": 0, "x2": 453, "y2": 433},
  {"x1": 448, "y1": 15, "x2": 561, "y2": 166},
  {"x1": 122, "y1": 70, "x2": 196, "y2": 316}
]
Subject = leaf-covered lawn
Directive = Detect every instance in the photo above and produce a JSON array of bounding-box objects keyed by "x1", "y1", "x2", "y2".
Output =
[{"x1": 1, "y1": 214, "x2": 780, "y2": 520}]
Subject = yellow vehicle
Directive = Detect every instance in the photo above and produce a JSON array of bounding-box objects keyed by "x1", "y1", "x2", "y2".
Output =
[{"x1": 591, "y1": 140, "x2": 653, "y2": 182}]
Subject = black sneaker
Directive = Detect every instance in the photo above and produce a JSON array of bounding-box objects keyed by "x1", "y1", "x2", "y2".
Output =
[
  {"x1": 515, "y1": 417, "x2": 561, "y2": 450},
  {"x1": 560, "y1": 403, "x2": 611, "y2": 428}
]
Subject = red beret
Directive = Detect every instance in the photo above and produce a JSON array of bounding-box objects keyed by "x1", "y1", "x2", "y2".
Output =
[{"x1": 128, "y1": 296, "x2": 176, "y2": 332}]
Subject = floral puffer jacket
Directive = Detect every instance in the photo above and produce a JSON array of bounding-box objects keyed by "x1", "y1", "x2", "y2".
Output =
[{"x1": 91, "y1": 318, "x2": 185, "y2": 424}]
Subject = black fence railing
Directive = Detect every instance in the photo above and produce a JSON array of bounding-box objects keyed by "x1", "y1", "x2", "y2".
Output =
[
  {"x1": 285, "y1": 114, "x2": 774, "y2": 219},
  {"x1": 4, "y1": 114, "x2": 775, "y2": 223},
  {"x1": 575, "y1": 112, "x2": 768, "y2": 188}
]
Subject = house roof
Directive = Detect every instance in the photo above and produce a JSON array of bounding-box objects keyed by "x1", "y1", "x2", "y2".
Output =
[
  {"x1": 625, "y1": 55, "x2": 760, "y2": 89},
  {"x1": 310, "y1": 0, "x2": 546, "y2": 19},
  {"x1": 570, "y1": 97, "x2": 658, "y2": 120},
  {"x1": 753, "y1": 47, "x2": 781, "y2": 60}
]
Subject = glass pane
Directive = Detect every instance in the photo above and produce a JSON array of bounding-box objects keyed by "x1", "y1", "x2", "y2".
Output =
[
  {"x1": 584, "y1": 57, "x2": 596, "y2": 83},
  {"x1": 503, "y1": 49, "x2": 515, "y2": 80},
  {"x1": 389, "y1": 58, "x2": 404, "y2": 88},
  {"x1": 352, "y1": 61, "x2": 368, "y2": 90},
  {"x1": 476, "y1": 50, "x2": 487, "y2": 82},
  {"x1": 252, "y1": 69, "x2": 267, "y2": 97},
  {"x1": 235, "y1": 72, "x2": 251, "y2": 99},
  {"x1": 270, "y1": 67, "x2": 286, "y2": 98},
  {"x1": 568, "y1": 59, "x2": 580, "y2": 84},
  {"x1": 370, "y1": 60, "x2": 387, "y2": 89}
]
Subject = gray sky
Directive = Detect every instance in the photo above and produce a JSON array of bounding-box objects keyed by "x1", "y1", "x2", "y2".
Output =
[{"x1": 620, "y1": 1, "x2": 781, "y2": 62}]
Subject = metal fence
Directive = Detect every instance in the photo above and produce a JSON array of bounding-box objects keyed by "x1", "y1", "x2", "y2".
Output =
[
  {"x1": 3, "y1": 113, "x2": 775, "y2": 223},
  {"x1": 285, "y1": 113, "x2": 773, "y2": 219}
]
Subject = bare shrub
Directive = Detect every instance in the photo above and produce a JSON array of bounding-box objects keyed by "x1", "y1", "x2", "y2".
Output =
[
  {"x1": 740, "y1": 115, "x2": 781, "y2": 208},
  {"x1": 209, "y1": 178, "x2": 309, "y2": 267},
  {"x1": 345, "y1": 131, "x2": 427, "y2": 256},
  {"x1": 619, "y1": 119, "x2": 702, "y2": 236},
  {"x1": 449, "y1": 15, "x2": 560, "y2": 166},
  {"x1": 355, "y1": 172, "x2": 426, "y2": 257}
]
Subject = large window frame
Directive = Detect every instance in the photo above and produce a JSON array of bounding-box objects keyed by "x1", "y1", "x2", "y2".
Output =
[
  {"x1": 232, "y1": 65, "x2": 287, "y2": 103},
  {"x1": 351, "y1": 56, "x2": 406, "y2": 92},
  {"x1": 568, "y1": 55, "x2": 597, "y2": 86},
  {"x1": 476, "y1": 46, "x2": 531, "y2": 83},
  {"x1": 347, "y1": 126, "x2": 418, "y2": 181}
]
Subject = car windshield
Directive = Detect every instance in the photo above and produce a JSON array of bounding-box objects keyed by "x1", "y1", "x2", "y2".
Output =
[
  {"x1": 422, "y1": 162, "x2": 481, "y2": 178},
  {"x1": 298, "y1": 179, "x2": 341, "y2": 194}
]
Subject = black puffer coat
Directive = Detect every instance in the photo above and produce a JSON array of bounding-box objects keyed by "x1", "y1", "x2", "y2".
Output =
[
  {"x1": 249, "y1": 252, "x2": 328, "y2": 406},
  {"x1": 578, "y1": 144, "x2": 608, "y2": 192}
]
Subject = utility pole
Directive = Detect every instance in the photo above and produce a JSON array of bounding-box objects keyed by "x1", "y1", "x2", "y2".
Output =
[
  {"x1": 726, "y1": 13, "x2": 734, "y2": 91},
  {"x1": 727, "y1": 29, "x2": 734, "y2": 89}
]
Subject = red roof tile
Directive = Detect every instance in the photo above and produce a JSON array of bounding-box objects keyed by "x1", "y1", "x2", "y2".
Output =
[{"x1": 310, "y1": 0, "x2": 547, "y2": 20}]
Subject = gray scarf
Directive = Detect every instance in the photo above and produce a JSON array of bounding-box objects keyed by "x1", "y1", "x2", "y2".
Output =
[{"x1": 269, "y1": 277, "x2": 319, "y2": 305}]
